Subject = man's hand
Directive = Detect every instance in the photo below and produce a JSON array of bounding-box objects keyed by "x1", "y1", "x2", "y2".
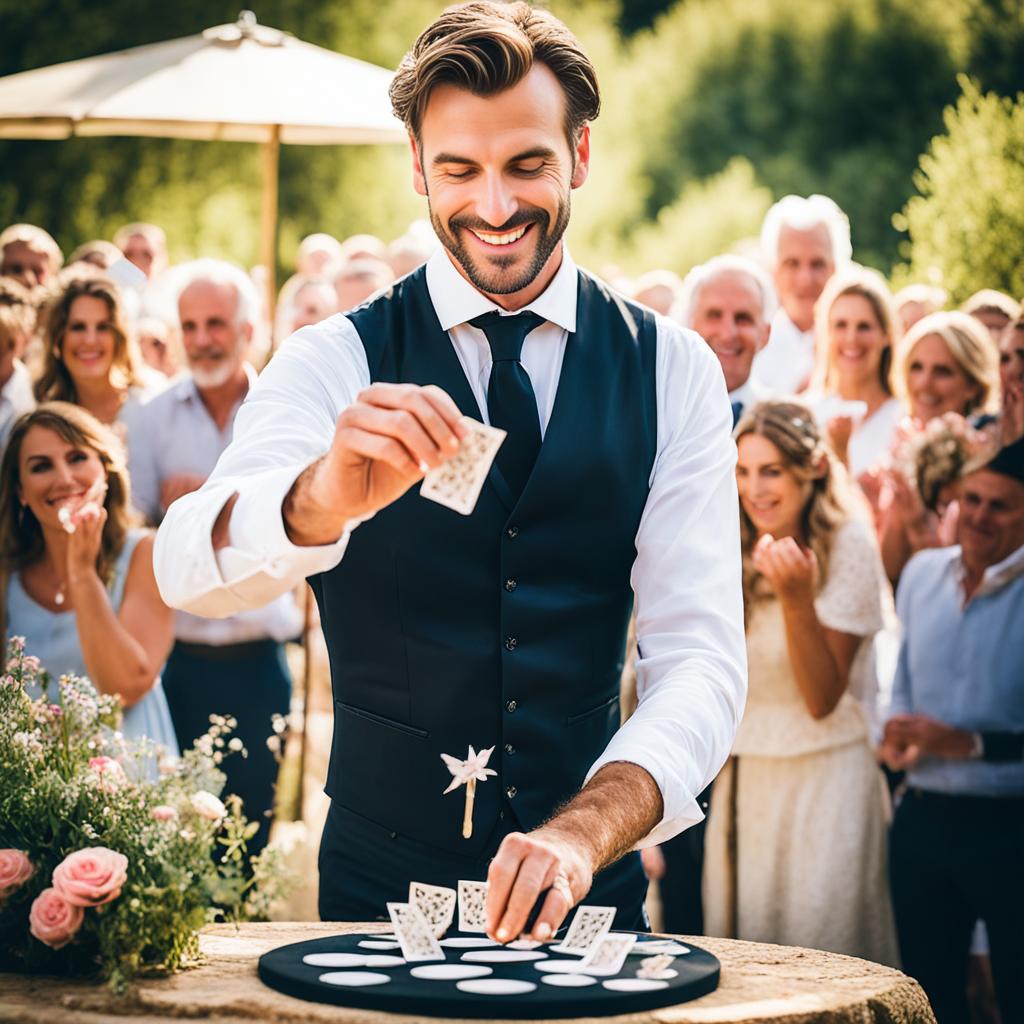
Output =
[
  {"x1": 486, "y1": 828, "x2": 595, "y2": 943},
  {"x1": 882, "y1": 713, "x2": 975, "y2": 765},
  {"x1": 160, "y1": 473, "x2": 207, "y2": 513},
  {"x1": 285, "y1": 383, "x2": 469, "y2": 547}
]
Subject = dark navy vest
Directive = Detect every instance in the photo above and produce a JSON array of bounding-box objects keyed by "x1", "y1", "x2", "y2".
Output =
[{"x1": 311, "y1": 266, "x2": 659, "y2": 856}]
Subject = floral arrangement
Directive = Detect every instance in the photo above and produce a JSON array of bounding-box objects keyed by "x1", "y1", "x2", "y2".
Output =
[{"x1": 0, "y1": 637, "x2": 294, "y2": 992}]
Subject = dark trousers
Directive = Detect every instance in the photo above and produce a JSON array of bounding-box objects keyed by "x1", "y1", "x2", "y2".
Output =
[
  {"x1": 318, "y1": 800, "x2": 650, "y2": 933},
  {"x1": 890, "y1": 788, "x2": 1024, "y2": 1024},
  {"x1": 162, "y1": 639, "x2": 292, "y2": 857},
  {"x1": 658, "y1": 783, "x2": 712, "y2": 935}
]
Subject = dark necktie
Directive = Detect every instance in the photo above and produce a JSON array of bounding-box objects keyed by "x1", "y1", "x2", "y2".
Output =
[
  {"x1": 469, "y1": 310, "x2": 545, "y2": 500},
  {"x1": 731, "y1": 400, "x2": 743, "y2": 428}
]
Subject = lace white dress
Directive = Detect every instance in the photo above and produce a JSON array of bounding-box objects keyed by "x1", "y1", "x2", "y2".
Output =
[{"x1": 703, "y1": 519, "x2": 900, "y2": 966}]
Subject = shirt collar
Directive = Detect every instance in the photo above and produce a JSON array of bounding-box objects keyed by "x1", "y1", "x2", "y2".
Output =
[
  {"x1": 728, "y1": 379, "x2": 757, "y2": 408},
  {"x1": 426, "y1": 245, "x2": 578, "y2": 334},
  {"x1": 954, "y1": 541, "x2": 1024, "y2": 600}
]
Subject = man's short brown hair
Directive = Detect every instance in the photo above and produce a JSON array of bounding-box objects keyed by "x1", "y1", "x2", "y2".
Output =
[{"x1": 390, "y1": 1, "x2": 600, "y2": 147}]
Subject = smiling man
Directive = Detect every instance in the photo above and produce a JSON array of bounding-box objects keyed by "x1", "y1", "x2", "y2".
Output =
[{"x1": 154, "y1": 2, "x2": 745, "y2": 942}]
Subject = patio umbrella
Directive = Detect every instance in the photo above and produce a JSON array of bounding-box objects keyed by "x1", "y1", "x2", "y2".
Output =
[{"x1": 0, "y1": 10, "x2": 408, "y2": 314}]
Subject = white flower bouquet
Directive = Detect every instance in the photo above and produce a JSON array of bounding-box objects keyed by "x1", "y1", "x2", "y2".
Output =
[{"x1": 0, "y1": 637, "x2": 294, "y2": 991}]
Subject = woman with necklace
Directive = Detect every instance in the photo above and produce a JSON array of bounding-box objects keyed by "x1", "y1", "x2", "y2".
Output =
[
  {"x1": 34, "y1": 268, "x2": 154, "y2": 436},
  {"x1": 0, "y1": 402, "x2": 175, "y2": 753}
]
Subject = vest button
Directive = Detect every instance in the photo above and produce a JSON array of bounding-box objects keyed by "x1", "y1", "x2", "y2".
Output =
[
  {"x1": 504, "y1": 636, "x2": 518, "y2": 651},
  {"x1": 504, "y1": 743, "x2": 515, "y2": 754},
  {"x1": 504, "y1": 578, "x2": 517, "y2": 592},
  {"x1": 506, "y1": 785, "x2": 517, "y2": 799},
  {"x1": 506, "y1": 525, "x2": 519, "y2": 539},
  {"x1": 506, "y1": 699, "x2": 517, "y2": 713}
]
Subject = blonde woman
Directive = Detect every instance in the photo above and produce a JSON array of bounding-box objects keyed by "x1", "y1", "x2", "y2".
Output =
[
  {"x1": 35, "y1": 268, "x2": 152, "y2": 429},
  {"x1": 807, "y1": 268, "x2": 903, "y2": 478},
  {"x1": 0, "y1": 403, "x2": 175, "y2": 750},
  {"x1": 703, "y1": 401, "x2": 898, "y2": 965}
]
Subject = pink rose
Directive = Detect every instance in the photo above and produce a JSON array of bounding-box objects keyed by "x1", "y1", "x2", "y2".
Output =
[
  {"x1": 190, "y1": 791, "x2": 226, "y2": 821},
  {"x1": 52, "y1": 847, "x2": 129, "y2": 908},
  {"x1": 151, "y1": 804, "x2": 178, "y2": 822},
  {"x1": 22, "y1": 655, "x2": 41, "y2": 673},
  {"x1": 88, "y1": 756, "x2": 125, "y2": 792},
  {"x1": 29, "y1": 888, "x2": 84, "y2": 949},
  {"x1": 0, "y1": 849, "x2": 34, "y2": 897}
]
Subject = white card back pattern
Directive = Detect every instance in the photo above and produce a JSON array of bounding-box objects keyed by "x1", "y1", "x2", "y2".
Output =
[
  {"x1": 559, "y1": 905, "x2": 616, "y2": 954},
  {"x1": 421, "y1": 419, "x2": 506, "y2": 516},
  {"x1": 458, "y1": 879, "x2": 490, "y2": 933},
  {"x1": 579, "y1": 932, "x2": 636, "y2": 975},
  {"x1": 409, "y1": 881, "x2": 456, "y2": 938},
  {"x1": 386, "y1": 901, "x2": 444, "y2": 962}
]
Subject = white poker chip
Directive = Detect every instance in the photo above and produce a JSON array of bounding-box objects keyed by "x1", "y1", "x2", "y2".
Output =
[
  {"x1": 462, "y1": 948, "x2": 547, "y2": 963},
  {"x1": 318, "y1": 970, "x2": 391, "y2": 987},
  {"x1": 638, "y1": 968, "x2": 678, "y2": 980},
  {"x1": 532, "y1": 958, "x2": 588, "y2": 973},
  {"x1": 440, "y1": 937, "x2": 498, "y2": 948},
  {"x1": 540, "y1": 973, "x2": 598, "y2": 987},
  {"x1": 358, "y1": 940, "x2": 401, "y2": 950},
  {"x1": 364, "y1": 955, "x2": 405, "y2": 967},
  {"x1": 456, "y1": 978, "x2": 537, "y2": 995},
  {"x1": 410, "y1": 964, "x2": 493, "y2": 981},
  {"x1": 602, "y1": 977, "x2": 669, "y2": 992},
  {"x1": 628, "y1": 941, "x2": 689, "y2": 956},
  {"x1": 303, "y1": 953, "x2": 367, "y2": 968}
]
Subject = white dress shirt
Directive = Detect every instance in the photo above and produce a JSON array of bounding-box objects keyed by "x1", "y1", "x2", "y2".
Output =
[
  {"x1": 751, "y1": 308, "x2": 815, "y2": 395},
  {"x1": 154, "y1": 247, "x2": 747, "y2": 847},
  {"x1": 728, "y1": 377, "x2": 770, "y2": 420}
]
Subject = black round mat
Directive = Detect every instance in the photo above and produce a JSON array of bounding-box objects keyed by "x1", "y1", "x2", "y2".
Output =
[{"x1": 258, "y1": 930, "x2": 719, "y2": 1019}]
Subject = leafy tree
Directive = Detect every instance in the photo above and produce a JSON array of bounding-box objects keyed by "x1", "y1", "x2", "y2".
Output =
[{"x1": 896, "y1": 78, "x2": 1024, "y2": 304}]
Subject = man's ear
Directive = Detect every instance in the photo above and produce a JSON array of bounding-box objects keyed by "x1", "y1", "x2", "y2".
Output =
[
  {"x1": 570, "y1": 124, "x2": 591, "y2": 190},
  {"x1": 410, "y1": 133, "x2": 427, "y2": 197},
  {"x1": 757, "y1": 321, "x2": 772, "y2": 354},
  {"x1": 240, "y1": 319, "x2": 254, "y2": 344}
]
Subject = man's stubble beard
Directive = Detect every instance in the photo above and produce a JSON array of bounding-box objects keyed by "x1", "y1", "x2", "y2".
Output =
[{"x1": 428, "y1": 190, "x2": 572, "y2": 297}]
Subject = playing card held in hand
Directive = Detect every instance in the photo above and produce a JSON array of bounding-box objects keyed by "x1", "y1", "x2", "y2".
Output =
[{"x1": 421, "y1": 417, "x2": 505, "y2": 516}]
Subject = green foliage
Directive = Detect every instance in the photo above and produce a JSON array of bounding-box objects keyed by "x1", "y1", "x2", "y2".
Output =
[{"x1": 896, "y1": 77, "x2": 1024, "y2": 305}]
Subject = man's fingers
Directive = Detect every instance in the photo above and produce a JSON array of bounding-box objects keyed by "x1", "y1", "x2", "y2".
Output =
[
  {"x1": 493, "y1": 853, "x2": 553, "y2": 941},
  {"x1": 341, "y1": 404, "x2": 445, "y2": 471},
  {"x1": 358, "y1": 382, "x2": 468, "y2": 446},
  {"x1": 485, "y1": 834, "x2": 527, "y2": 936},
  {"x1": 530, "y1": 876, "x2": 573, "y2": 942},
  {"x1": 341, "y1": 427, "x2": 420, "y2": 478}
]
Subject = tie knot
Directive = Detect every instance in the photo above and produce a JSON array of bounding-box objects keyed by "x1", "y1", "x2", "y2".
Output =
[{"x1": 469, "y1": 311, "x2": 545, "y2": 363}]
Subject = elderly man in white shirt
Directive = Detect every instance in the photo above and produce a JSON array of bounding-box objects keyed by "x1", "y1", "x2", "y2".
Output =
[
  {"x1": 123, "y1": 259, "x2": 301, "y2": 855},
  {"x1": 751, "y1": 194, "x2": 851, "y2": 396},
  {"x1": 154, "y1": 1, "x2": 745, "y2": 943}
]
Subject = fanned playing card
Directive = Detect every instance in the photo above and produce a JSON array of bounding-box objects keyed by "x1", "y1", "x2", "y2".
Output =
[
  {"x1": 579, "y1": 932, "x2": 636, "y2": 975},
  {"x1": 552, "y1": 905, "x2": 616, "y2": 955},
  {"x1": 421, "y1": 418, "x2": 505, "y2": 516},
  {"x1": 409, "y1": 881, "x2": 456, "y2": 938},
  {"x1": 386, "y1": 901, "x2": 444, "y2": 962},
  {"x1": 457, "y1": 879, "x2": 489, "y2": 933}
]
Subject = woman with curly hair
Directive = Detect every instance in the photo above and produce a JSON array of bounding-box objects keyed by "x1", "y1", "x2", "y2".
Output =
[
  {"x1": 34, "y1": 268, "x2": 152, "y2": 431},
  {"x1": 703, "y1": 400, "x2": 898, "y2": 965},
  {"x1": 0, "y1": 402, "x2": 175, "y2": 749}
]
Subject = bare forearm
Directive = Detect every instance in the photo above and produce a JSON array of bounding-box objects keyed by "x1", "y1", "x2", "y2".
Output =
[
  {"x1": 282, "y1": 455, "x2": 351, "y2": 547},
  {"x1": 780, "y1": 598, "x2": 844, "y2": 719},
  {"x1": 69, "y1": 574, "x2": 153, "y2": 707},
  {"x1": 541, "y1": 762, "x2": 663, "y2": 873}
]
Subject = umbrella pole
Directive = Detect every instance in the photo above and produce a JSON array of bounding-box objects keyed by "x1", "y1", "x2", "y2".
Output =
[{"x1": 260, "y1": 125, "x2": 280, "y2": 331}]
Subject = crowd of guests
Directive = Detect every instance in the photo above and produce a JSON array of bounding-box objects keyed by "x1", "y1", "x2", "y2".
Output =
[{"x1": 0, "y1": 193, "x2": 1020, "y2": 1023}]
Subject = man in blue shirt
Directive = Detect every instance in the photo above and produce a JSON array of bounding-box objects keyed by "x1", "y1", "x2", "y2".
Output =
[{"x1": 881, "y1": 437, "x2": 1024, "y2": 1024}]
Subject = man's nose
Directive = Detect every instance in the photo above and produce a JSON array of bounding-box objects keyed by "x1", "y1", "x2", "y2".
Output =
[{"x1": 475, "y1": 172, "x2": 518, "y2": 230}]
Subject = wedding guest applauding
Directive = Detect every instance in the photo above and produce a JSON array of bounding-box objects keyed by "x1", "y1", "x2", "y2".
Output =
[
  {"x1": 0, "y1": 403, "x2": 175, "y2": 751},
  {"x1": 806, "y1": 268, "x2": 903, "y2": 478},
  {"x1": 35, "y1": 269, "x2": 152, "y2": 432},
  {"x1": 880, "y1": 312, "x2": 1000, "y2": 581},
  {"x1": 703, "y1": 400, "x2": 898, "y2": 965},
  {"x1": 0, "y1": 224, "x2": 63, "y2": 289},
  {"x1": 881, "y1": 438, "x2": 1024, "y2": 1024},
  {"x1": 751, "y1": 195, "x2": 851, "y2": 395}
]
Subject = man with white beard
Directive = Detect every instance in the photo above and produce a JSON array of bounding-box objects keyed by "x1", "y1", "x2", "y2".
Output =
[{"x1": 123, "y1": 259, "x2": 301, "y2": 854}]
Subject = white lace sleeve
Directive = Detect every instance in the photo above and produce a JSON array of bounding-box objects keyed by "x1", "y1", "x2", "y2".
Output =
[{"x1": 815, "y1": 519, "x2": 886, "y2": 638}]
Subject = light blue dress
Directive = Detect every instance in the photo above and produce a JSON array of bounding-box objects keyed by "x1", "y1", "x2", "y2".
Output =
[{"x1": 7, "y1": 529, "x2": 179, "y2": 757}]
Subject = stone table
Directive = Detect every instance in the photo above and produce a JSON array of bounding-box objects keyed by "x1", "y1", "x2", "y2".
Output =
[{"x1": 0, "y1": 922, "x2": 935, "y2": 1023}]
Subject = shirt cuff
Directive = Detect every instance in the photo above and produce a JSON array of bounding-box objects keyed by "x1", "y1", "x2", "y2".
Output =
[
  {"x1": 217, "y1": 461, "x2": 355, "y2": 586},
  {"x1": 583, "y1": 746, "x2": 703, "y2": 850}
]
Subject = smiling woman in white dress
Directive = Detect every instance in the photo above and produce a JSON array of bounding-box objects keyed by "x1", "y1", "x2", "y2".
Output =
[
  {"x1": 804, "y1": 267, "x2": 904, "y2": 480},
  {"x1": 0, "y1": 402, "x2": 176, "y2": 754},
  {"x1": 703, "y1": 400, "x2": 899, "y2": 966}
]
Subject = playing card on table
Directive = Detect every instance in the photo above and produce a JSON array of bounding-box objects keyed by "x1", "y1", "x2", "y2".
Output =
[
  {"x1": 409, "y1": 881, "x2": 456, "y2": 938},
  {"x1": 421, "y1": 418, "x2": 505, "y2": 516},
  {"x1": 457, "y1": 879, "x2": 489, "y2": 933},
  {"x1": 579, "y1": 932, "x2": 636, "y2": 975},
  {"x1": 637, "y1": 953, "x2": 676, "y2": 979},
  {"x1": 387, "y1": 901, "x2": 444, "y2": 962},
  {"x1": 553, "y1": 905, "x2": 616, "y2": 955}
]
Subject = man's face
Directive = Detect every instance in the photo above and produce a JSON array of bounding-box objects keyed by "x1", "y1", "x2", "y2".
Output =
[
  {"x1": 690, "y1": 272, "x2": 769, "y2": 393},
  {"x1": 178, "y1": 280, "x2": 250, "y2": 389},
  {"x1": 411, "y1": 64, "x2": 589, "y2": 307},
  {"x1": 773, "y1": 224, "x2": 834, "y2": 332},
  {"x1": 1, "y1": 241, "x2": 56, "y2": 287},
  {"x1": 121, "y1": 233, "x2": 161, "y2": 278},
  {"x1": 957, "y1": 469, "x2": 1024, "y2": 571}
]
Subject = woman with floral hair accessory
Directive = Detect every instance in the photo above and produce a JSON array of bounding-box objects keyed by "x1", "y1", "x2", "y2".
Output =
[
  {"x1": 0, "y1": 402, "x2": 176, "y2": 752},
  {"x1": 703, "y1": 399, "x2": 898, "y2": 966}
]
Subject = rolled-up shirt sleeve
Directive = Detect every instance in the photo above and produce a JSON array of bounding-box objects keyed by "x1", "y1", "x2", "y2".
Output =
[
  {"x1": 153, "y1": 317, "x2": 371, "y2": 617},
  {"x1": 584, "y1": 321, "x2": 747, "y2": 848}
]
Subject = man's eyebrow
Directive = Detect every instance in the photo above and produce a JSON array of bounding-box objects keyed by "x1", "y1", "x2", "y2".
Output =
[{"x1": 431, "y1": 146, "x2": 558, "y2": 167}]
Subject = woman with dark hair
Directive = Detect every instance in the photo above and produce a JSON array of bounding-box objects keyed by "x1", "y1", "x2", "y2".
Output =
[
  {"x1": 0, "y1": 402, "x2": 175, "y2": 749},
  {"x1": 35, "y1": 268, "x2": 151, "y2": 430},
  {"x1": 703, "y1": 400, "x2": 898, "y2": 965}
]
